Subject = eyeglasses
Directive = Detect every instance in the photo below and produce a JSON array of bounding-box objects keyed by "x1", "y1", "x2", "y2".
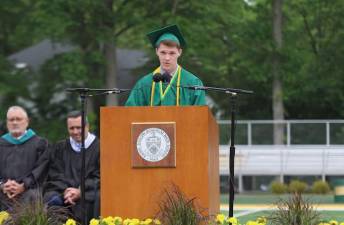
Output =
[{"x1": 7, "y1": 117, "x2": 25, "y2": 122}]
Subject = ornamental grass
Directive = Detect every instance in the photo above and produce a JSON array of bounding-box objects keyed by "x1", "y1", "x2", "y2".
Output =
[
  {"x1": 155, "y1": 184, "x2": 207, "y2": 225},
  {"x1": 0, "y1": 191, "x2": 68, "y2": 225},
  {"x1": 268, "y1": 192, "x2": 320, "y2": 225}
]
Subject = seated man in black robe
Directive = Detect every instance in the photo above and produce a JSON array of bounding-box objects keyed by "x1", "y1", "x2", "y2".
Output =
[
  {"x1": 44, "y1": 111, "x2": 100, "y2": 222},
  {"x1": 0, "y1": 106, "x2": 50, "y2": 210}
]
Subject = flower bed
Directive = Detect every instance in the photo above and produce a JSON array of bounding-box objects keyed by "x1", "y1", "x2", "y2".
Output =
[{"x1": 2, "y1": 211, "x2": 344, "y2": 225}]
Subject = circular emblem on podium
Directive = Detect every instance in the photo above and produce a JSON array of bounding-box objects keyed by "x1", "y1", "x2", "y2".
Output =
[{"x1": 137, "y1": 128, "x2": 171, "y2": 162}]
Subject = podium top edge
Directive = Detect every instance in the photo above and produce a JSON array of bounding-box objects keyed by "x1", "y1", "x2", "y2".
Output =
[{"x1": 100, "y1": 105, "x2": 209, "y2": 110}]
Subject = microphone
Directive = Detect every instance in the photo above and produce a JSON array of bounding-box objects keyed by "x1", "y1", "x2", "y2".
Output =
[
  {"x1": 161, "y1": 73, "x2": 171, "y2": 83},
  {"x1": 153, "y1": 73, "x2": 163, "y2": 82},
  {"x1": 152, "y1": 73, "x2": 171, "y2": 83}
]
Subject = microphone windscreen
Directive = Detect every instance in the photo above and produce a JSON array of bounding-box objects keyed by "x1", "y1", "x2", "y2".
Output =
[
  {"x1": 153, "y1": 73, "x2": 162, "y2": 82},
  {"x1": 162, "y1": 73, "x2": 171, "y2": 83}
]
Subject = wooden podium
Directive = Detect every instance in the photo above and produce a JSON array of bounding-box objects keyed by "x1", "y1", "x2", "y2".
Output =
[{"x1": 100, "y1": 106, "x2": 219, "y2": 219}]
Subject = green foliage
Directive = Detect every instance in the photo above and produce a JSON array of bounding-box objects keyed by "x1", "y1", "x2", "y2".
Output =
[
  {"x1": 0, "y1": 58, "x2": 33, "y2": 133},
  {"x1": 268, "y1": 193, "x2": 321, "y2": 225},
  {"x1": 282, "y1": 0, "x2": 344, "y2": 119},
  {"x1": 28, "y1": 49, "x2": 106, "y2": 141},
  {"x1": 157, "y1": 184, "x2": 206, "y2": 225},
  {"x1": 311, "y1": 180, "x2": 331, "y2": 194},
  {"x1": 1, "y1": 0, "x2": 344, "y2": 138},
  {"x1": 270, "y1": 181, "x2": 288, "y2": 194},
  {"x1": 0, "y1": 0, "x2": 41, "y2": 55},
  {"x1": 288, "y1": 180, "x2": 308, "y2": 194}
]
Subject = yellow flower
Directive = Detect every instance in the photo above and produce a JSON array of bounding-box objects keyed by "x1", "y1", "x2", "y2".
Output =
[
  {"x1": 65, "y1": 219, "x2": 77, "y2": 225},
  {"x1": 141, "y1": 218, "x2": 153, "y2": 225},
  {"x1": 256, "y1": 217, "x2": 267, "y2": 223},
  {"x1": 153, "y1": 219, "x2": 161, "y2": 225},
  {"x1": 0, "y1": 211, "x2": 10, "y2": 224},
  {"x1": 103, "y1": 216, "x2": 115, "y2": 224},
  {"x1": 227, "y1": 217, "x2": 238, "y2": 225},
  {"x1": 90, "y1": 218, "x2": 100, "y2": 225},
  {"x1": 216, "y1": 214, "x2": 226, "y2": 224},
  {"x1": 130, "y1": 218, "x2": 140, "y2": 225},
  {"x1": 102, "y1": 216, "x2": 114, "y2": 223},
  {"x1": 123, "y1": 218, "x2": 132, "y2": 225},
  {"x1": 330, "y1": 221, "x2": 339, "y2": 225},
  {"x1": 114, "y1": 216, "x2": 123, "y2": 224},
  {"x1": 246, "y1": 221, "x2": 258, "y2": 225}
]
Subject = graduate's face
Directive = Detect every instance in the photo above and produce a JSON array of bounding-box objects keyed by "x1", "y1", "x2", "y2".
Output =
[
  {"x1": 67, "y1": 116, "x2": 89, "y2": 143},
  {"x1": 156, "y1": 43, "x2": 182, "y2": 74},
  {"x1": 7, "y1": 108, "x2": 29, "y2": 137}
]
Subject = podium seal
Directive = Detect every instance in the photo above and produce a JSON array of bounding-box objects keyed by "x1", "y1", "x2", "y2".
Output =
[{"x1": 137, "y1": 128, "x2": 171, "y2": 162}]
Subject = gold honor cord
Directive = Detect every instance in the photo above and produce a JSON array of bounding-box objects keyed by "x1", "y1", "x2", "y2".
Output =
[
  {"x1": 150, "y1": 67, "x2": 160, "y2": 106},
  {"x1": 159, "y1": 67, "x2": 179, "y2": 99},
  {"x1": 150, "y1": 66, "x2": 182, "y2": 106}
]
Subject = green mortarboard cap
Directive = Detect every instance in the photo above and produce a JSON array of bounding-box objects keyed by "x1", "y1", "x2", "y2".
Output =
[{"x1": 147, "y1": 24, "x2": 186, "y2": 48}]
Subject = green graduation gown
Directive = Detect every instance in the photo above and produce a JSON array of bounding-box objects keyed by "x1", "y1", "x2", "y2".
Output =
[{"x1": 125, "y1": 67, "x2": 206, "y2": 106}]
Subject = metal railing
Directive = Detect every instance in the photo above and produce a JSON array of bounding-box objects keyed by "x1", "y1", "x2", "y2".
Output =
[{"x1": 218, "y1": 119, "x2": 344, "y2": 146}]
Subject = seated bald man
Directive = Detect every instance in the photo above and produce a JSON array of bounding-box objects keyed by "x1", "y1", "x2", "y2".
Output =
[{"x1": 0, "y1": 106, "x2": 50, "y2": 210}]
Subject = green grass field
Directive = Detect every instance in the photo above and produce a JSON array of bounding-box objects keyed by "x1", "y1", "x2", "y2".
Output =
[
  {"x1": 224, "y1": 210, "x2": 344, "y2": 224},
  {"x1": 220, "y1": 194, "x2": 344, "y2": 223}
]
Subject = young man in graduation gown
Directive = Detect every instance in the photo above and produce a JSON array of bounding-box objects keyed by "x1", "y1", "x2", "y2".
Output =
[
  {"x1": 0, "y1": 106, "x2": 49, "y2": 210},
  {"x1": 44, "y1": 111, "x2": 99, "y2": 223},
  {"x1": 125, "y1": 24, "x2": 206, "y2": 106}
]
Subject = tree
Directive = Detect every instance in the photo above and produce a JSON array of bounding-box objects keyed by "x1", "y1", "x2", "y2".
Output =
[
  {"x1": 283, "y1": 0, "x2": 344, "y2": 118},
  {"x1": 272, "y1": 0, "x2": 285, "y2": 144},
  {"x1": 35, "y1": 0, "x2": 170, "y2": 106},
  {"x1": 2, "y1": 0, "x2": 344, "y2": 141},
  {"x1": 0, "y1": 0, "x2": 42, "y2": 127}
]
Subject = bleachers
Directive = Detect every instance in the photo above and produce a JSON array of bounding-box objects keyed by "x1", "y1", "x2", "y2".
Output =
[
  {"x1": 217, "y1": 120, "x2": 344, "y2": 192},
  {"x1": 220, "y1": 145, "x2": 344, "y2": 176}
]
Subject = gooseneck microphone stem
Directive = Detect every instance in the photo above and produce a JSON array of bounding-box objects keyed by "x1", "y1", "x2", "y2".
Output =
[
  {"x1": 229, "y1": 93, "x2": 236, "y2": 219},
  {"x1": 80, "y1": 93, "x2": 87, "y2": 225},
  {"x1": 66, "y1": 87, "x2": 131, "y2": 96},
  {"x1": 179, "y1": 85, "x2": 253, "y2": 95}
]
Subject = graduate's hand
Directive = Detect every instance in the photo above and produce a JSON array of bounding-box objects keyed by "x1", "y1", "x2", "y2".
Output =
[{"x1": 64, "y1": 187, "x2": 81, "y2": 205}]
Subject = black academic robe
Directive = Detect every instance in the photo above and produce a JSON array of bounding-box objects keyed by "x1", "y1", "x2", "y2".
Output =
[
  {"x1": 0, "y1": 135, "x2": 49, "y2": 209},
  {"x1": 44, "y1": 138, "x2": 100, "y2": 221},
  {"x1": 45, "y1": 138, "x2": 100, "y2": 200}
]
